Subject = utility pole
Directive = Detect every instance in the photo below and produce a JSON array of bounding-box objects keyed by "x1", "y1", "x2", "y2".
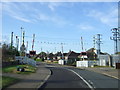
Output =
[
  {"x1": 93, "y1": 35, "x2": 96, "y2": 49},
  {"x1": 32, "y1": 34, "x2": 35, "y2": 51},
  {"x1": 61, "y1": 43, "x2": 64, "y2": 59},
  {"x1": 20, "y1": 27, "x2": 24, "y2": 48},
  {"x1": 26, "y1": 41, "x2": 28, "y2": 53},
  {"x1": 41, "y1": 47, "x2": 43, "y2": 59},
  {"x1": 110, "y1": 28, "x2": 120, "y2": 54},
  {"x1": 11, "y1": 32, "x2": 13, "y2": 49},
  {"x1": 81, "y1": 37, "x2": 85, "y2": 61},
  {"x1": 93, "y1": 35, "x2": 96, "y2": 60},
  {"x1": 96, "y1": 34, "x2": 102, "y2": 55},
  {"x1": 17, "y1": 38, "x2": 19, "y2": 51},
  {"x1": 16, "y1": 36, "x2": 19, "y2": 50},
  {"x1": 22, "y1": 31, "x2": 25, "y2": 45},
  {"x1": 20, "y1": 30, "x2": 26, "y2": 56},
  {"x1": 81, "y1": 37, "x2": 84, "y2": 51}
]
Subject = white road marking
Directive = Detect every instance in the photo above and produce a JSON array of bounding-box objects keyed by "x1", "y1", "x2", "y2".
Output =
[
  {"x1": 102, "y1": 73, "x2": 119, "y2": 80},
  {"x1": 66, "y1": 68, "x2": 95, "y2": 90},
  {"x1": 45, "y1": 65, "x2": 95, "y2": 89}
]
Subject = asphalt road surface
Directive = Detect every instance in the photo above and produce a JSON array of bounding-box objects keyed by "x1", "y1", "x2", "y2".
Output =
[
  {"x1": 39, "y1": 67, "x2": 91, "y2": 89},
  {"x1": 39, "y1": 64, "x2": 119, "y2": 89},
  {"x1": 67, "y1": 67, "x2": 119, "y2": 88}
]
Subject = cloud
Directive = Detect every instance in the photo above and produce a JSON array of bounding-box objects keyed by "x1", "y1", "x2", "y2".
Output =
[
  {"x1": 13, "y1": 16, "x2": 32, "y2": 23},
  {"x1": 48, "y1": 2, "x2": 61, "y2": 11},
  {"x1": 2, "y1": 2, "x2": 67, "y2": 25},
  {"x1": 37, "y1": 13, "x2": 49, "y2": 21},
  {"x1": 77, "y1": 23, "x2": 94, "y2": 31},
  {"x1": 2, "y1": 2, "x2": 33, "y2": 23},
  {"x1": 32, "y1": 10, "x2": 68, "y2": 26},
  {"x1": 87, "y1": 8, "x2": 118, "y2": 27}
]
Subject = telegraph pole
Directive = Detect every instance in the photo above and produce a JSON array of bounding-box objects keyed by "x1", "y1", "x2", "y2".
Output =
[
  {"x1": 61, "y1": 43, "x2": 64, "y2": 59},
  {"x1": 81, "y1": 37, "x2": 84, "y2": 51},
  {"x1": 20, "y1": 27, "x2": 24, "y2": 47},
  {"x1": 26, "y1": 41, "x2": 28, "y2": 53},
  {"x1": 96, "y1": 34, "x2": 102, "y2": 55},
  {"x1": 93, "y1": 35, "x2": 96, "y2": 60},
  {"x1": 32, "y1": 34, "x2": 35, "y2": 51},
  {"x1": 11, "y1": 32, "x2": 13, "y2": 49},
  {"x1": 16, "y1": 36, "x2": 19, "y2": 50},
  {"x1": 81, "y1": 37, "x2": 85, "y2": 61},
  {"x1": 17, "y1": 38, "x2": 19, "y2": 51},
  {"x1": 20, "y1": 29, "x2": 26, "y2": 56},
  {"x1": 22, "y1": 31, "x2": 25, "y2": 45},
  {"x1": 93, "y1": 35, "x2": 96, "y2": 49},
  {"x1": 110, "y1": 28, "x2": 120, "y2": 54}
]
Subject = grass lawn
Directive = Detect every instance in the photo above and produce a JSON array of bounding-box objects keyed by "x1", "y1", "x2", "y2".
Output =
[
  {"x1": 36, "y1": 59, "x2": 43, "y2": 62},
  {"x1": 53, "y1": 61, "x2": 58, "y2": 63},
  {"x1": 93, "y1": 65, "x2": 111, "y2": 68},
  {"x1": 2, "y1": 76, "x2": 20, "y2": 89},
  {"x1": 2, "y1": 65, "x2": 37, "y2": 74}
]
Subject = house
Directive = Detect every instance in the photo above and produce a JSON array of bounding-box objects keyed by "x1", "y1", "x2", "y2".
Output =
[
  {"x1": 64, "y1": 51, "x2": 80, "y2": 60},
  {"x1": 78, "y1": 52, "x2": 88, "y2": 60},
  {"x1": 64, "y1": 51, "x2": 80, "y2": 65},
  {"x1": 86, "y1": 48, "x2": 97, "y2": 60},
  {"x1": 56, "y1": 52, "x2": 62, "y2": 60}
]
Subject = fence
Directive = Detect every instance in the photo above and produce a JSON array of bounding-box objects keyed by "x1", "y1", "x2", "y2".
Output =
[{"x1": 15, "y1": 56, "x2": 36, "y2": 67}]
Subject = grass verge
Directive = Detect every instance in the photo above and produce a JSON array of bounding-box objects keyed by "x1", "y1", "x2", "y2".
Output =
[
  {"x1": 35, "y1": 58, "x2": 45, "y2": 62},
  {"x1": 2, "y1": 65, "x2": 37, "y2": 74},
  {"x1": 93, "y1": 65, "x2": 111, "y2": 68},
  {"x1": 2, "y1": 76, "x2": 20, "y2": 89}
]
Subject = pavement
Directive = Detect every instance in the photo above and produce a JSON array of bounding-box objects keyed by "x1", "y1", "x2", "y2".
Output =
[
  {"x1": 2, "y1": 62, "x2": 51, "y2": 89},
  {"x1": 79, "y1": 67, "x2": 119, "y2": 80}
]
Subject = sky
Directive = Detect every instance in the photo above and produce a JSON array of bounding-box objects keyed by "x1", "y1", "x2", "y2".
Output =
[{"x1": 1, "y1": 1, "x2": 119, "y2": 54}]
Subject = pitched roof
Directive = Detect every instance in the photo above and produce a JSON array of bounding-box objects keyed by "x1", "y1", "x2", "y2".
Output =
[{"x1": 66, "y1": 51, "x2": 80, "y2": 57}]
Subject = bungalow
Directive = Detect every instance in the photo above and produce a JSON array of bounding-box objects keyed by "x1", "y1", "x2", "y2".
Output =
[
  {"x1": 78, "y1": 52, "x2": 88, "y2": 60},
  {"x1": 65, "y1": 51, "x2": 80, "y2": 60},
  {"x1": 64, "y1": 51, "x2": 80, "y2": 65},
  {"x1": 55, "y1": 52, "x2": 67, "y2": 60}
]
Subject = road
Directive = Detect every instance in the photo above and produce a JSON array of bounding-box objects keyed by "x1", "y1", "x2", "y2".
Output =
[
  {"x1": 39, "y1": 63, "x2": 119, "y2": 89},
  {"x1": 67, "y1": 67, "x2": 119, "y2": 88}
]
